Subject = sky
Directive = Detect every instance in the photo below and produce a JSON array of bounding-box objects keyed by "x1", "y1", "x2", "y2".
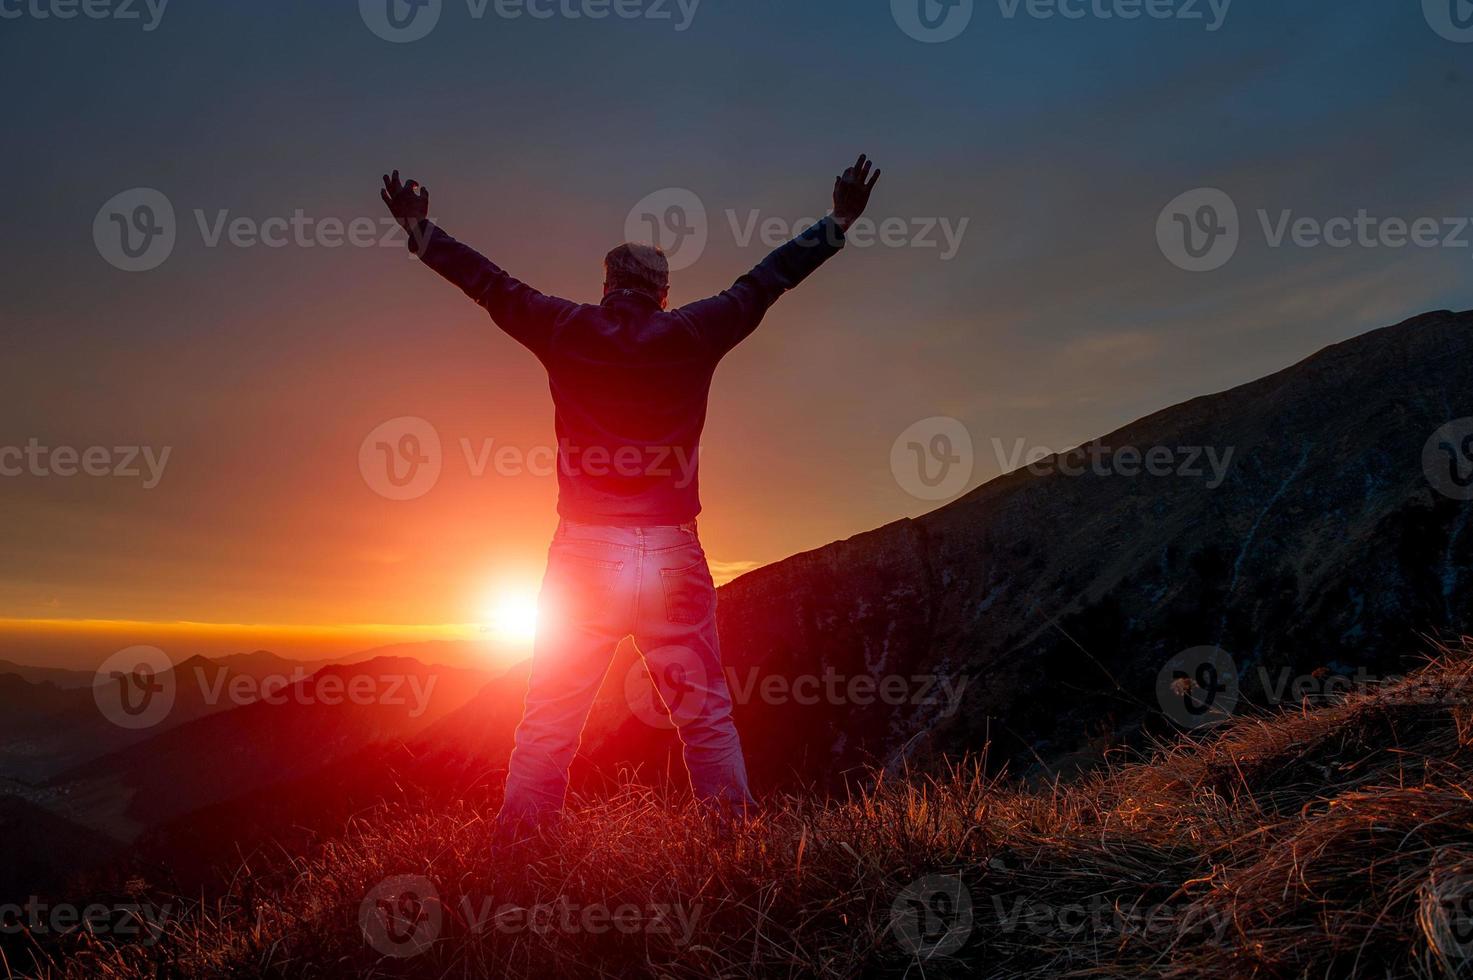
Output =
[{"x1": 2, "y1": 0, "x2": 1470, "y2": 667}]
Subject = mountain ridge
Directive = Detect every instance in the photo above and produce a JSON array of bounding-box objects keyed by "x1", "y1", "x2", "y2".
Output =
[{"x1": 709, "y1": 308, "x2": 1473, "y2": 782}]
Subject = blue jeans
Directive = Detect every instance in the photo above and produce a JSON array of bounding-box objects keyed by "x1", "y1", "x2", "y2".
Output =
[{"x1": 498, "y1": 519, "x2": 755, "y2": 827}]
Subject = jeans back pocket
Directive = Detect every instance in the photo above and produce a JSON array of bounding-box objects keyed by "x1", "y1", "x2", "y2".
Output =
[
  {"x1": 543, "y1": 548, "x2": 626, "y2": 629},
  {"x1": 661, "y1": 557, "x2": 716, "y2": 626}
]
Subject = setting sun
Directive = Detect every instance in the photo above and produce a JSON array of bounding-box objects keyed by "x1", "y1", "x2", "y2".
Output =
[{"x1": 484, "y1": 590, "x2": 540, "y2": 645}]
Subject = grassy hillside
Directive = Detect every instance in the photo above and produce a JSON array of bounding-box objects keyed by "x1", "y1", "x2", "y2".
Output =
[{"x1": 21, "y1": 640, "x2": 1473, "y2": 979}]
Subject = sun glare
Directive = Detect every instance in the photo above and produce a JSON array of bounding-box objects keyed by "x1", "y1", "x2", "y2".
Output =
[{"x1": 485, "y1": 590, "x2": 540, "y2": 645}]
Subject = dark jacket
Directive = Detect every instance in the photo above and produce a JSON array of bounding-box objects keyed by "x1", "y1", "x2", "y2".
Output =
[{"x1": 411, "y1": 216, "x2": 847, "y2": 525}]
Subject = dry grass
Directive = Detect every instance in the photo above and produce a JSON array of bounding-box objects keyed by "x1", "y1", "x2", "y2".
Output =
[{"x1": 17, "y1": 642, "x2": 1473, "y2": 979}]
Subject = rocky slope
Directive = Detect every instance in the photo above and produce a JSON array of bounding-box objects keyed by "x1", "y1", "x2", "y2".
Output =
[{"x1": 708, "y1": 309, "x2": 1473, "y2": 782}]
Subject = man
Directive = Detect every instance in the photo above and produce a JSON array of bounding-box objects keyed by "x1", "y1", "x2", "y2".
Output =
[{"x1": 380, "y1": 155, "x2": 881, "y2": 829}]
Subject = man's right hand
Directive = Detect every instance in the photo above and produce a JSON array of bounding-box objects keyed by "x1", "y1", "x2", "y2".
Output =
[
  {"x1": 381, "y1": 169, "x2": 430, "y2": 236},
  {"x1": 831, "y1": 154, "x2": 881, "y2": 233}
]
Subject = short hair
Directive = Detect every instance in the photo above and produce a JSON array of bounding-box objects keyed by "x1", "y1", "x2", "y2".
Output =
[{"x1": 603, "y1": 242, "x2": 669, "y2": 297}]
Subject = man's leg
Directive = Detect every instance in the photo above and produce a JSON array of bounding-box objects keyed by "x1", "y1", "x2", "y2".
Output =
[
  {"x1": 636, "y1": 532, "x2": 755, "y2": 812},
  {"x1": 499, "y1": 529, "x2": 633, "y2": 830}
]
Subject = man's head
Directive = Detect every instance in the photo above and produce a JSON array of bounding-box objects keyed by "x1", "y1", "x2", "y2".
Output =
[{"x1": 603, "y1": 242, "x2": 670, "y2": 309}]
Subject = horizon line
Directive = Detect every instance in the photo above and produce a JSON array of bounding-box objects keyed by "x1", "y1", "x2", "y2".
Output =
[{"x1": 0, "y1": 617, "x2": 486, "y2": 636}]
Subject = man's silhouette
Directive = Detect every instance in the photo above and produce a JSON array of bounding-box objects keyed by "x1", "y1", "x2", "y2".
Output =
[{"x1": 381, "y1": 155, "x2": 881, "y2": 830}]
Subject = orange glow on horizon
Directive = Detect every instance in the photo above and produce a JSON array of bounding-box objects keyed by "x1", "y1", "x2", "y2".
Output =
[{"x1": 0, "y1": 616, "x2": 483, "y2": 639}]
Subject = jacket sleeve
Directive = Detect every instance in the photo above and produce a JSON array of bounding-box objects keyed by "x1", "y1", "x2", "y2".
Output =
[
  {"x1": 409, "y1": 220, "x2": 576, "y2": 358},
  {"x1": 675, "y1": 215, "x2": 847, "y2": 355}
]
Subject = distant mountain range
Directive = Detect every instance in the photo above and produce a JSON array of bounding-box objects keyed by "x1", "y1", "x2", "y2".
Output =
[
  {"x1": 0, "y1": 650, "x2": 338, "y2": 783},
  {"x1": 0, "y1": 643, "x2": 501, "y2": 782},
  {"x1": 34, "y1": 657, "x2": 492, "y2": 840},
  {"x1": 0, "y1": 659, "x2": 96, "y2": 689},
  {"x1": 3, "y1": 308, "x2": 1471, "y2": 898}
]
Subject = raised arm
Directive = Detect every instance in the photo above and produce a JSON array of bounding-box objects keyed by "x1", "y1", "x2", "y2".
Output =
[
  {"x1": 381, "y1": 171, "x2": 575, "y2": 358},
  {"x1": 677, "y1": 154, "x2": 881, "y2": 355}
]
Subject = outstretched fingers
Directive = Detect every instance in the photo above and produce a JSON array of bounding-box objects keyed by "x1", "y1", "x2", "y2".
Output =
[
  {"x1": 842, "y1": 154, "x2": 880, "y2": 191},
  {"x1": 838, "y1": 154, "x2": 880, "y2": 192}
]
